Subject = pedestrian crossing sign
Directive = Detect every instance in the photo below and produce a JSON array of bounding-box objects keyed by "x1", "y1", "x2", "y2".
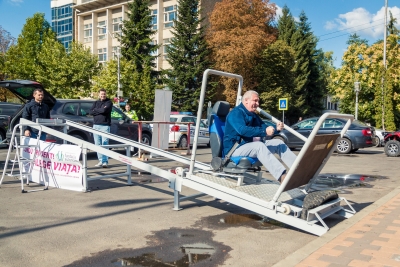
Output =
[{"x1": 279, "y1": 98, "x2": 288, "y2": 110}]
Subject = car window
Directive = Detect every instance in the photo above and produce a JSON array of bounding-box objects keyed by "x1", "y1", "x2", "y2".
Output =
[
  {"x1": 298, "y1": 119, "x2": 317, "y2": 129},
  {"x1": 199, "y1": 120, "x2": 206, "y2": 128},
  {"x1": 79, "y1": 102, "x2": 93, "y2": 117},
  {"x1": 170, "y1": 117, "x2": 178, "y2": 122},
  {"x1": 111, "y1": 107, "x2": 125, "y2": 120},
  {"x1": 62, "y1": 103, "x2": 79, "y2": 116},
  {"x1": 0, "y1": 104, "x2": 21, "y2": 116}
]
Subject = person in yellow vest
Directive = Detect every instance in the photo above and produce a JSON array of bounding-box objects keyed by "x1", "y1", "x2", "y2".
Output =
[{"x1": 124, "y1": 103, "x2": 138, "y2": 121}]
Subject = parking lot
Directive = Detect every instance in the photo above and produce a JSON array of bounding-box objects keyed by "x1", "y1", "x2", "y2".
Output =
[{"x1": 0, "y1": 145, "x2": 399, "y2": 267}]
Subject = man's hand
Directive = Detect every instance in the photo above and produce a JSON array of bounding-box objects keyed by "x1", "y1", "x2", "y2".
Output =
[
  {"x1": 266, "y1": 126, "x2": 275, "y2": 136},
  {"x1": 276, "y1": 121, "x2": 284, "y2": 131},
  {"x1": 24, "y1": 130, "x2": 31, "y2": 137}
]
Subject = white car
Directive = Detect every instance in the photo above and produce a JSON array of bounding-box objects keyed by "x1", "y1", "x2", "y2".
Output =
[{"x1": 169, "y1": 115, "x2": 210, "y2": 148}]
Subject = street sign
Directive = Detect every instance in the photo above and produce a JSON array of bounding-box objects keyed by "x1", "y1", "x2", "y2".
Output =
[{"x1": 279, "y1": 98, "x2": 288, "y2": 111}]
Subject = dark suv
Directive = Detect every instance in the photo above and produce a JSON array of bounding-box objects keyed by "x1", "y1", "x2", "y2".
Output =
[
  {"x1": 0, "y1": 80, "x2": 152, "y2": 146},
  {"x1": 0, "y1": 102, "x2": 22, "y2": 143}
]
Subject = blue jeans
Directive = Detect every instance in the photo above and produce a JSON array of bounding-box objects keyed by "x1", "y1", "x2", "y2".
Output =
[
  {"x1": 30, "y1": 131, "x2": 47, "y2": 141},
  {"x1": 93, "y1": 124, "x2": 110, "y2": 164}
]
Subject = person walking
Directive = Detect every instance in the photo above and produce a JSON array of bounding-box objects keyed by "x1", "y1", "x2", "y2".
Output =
[
  {"x1": 90, "y1": 89, "x2": 112, "y2": 168},
  {"x1": 124, "y1": 103, "x2": 138, "y2": 121},
  {"x1": 22, "y1": 88, "x2": 50, "y2": 141}
]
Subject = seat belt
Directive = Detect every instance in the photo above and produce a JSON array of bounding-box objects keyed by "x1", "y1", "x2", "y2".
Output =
[{"x1": 211, "y1": 141, "x2": 240, "y2": 171}]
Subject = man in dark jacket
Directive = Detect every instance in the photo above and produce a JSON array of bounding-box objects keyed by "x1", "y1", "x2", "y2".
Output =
[
  {"x1": 90, "y1": 88, "x2": 112, "y2": 168},
  {"x1": 22, "y1": 88, "x2": 50, "y2": 141},
  {"x1": 223, "y1": 90, "x2": 296, "y2": 183}
]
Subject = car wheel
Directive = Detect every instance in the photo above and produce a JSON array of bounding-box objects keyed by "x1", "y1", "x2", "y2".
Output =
[
  {"x1": 141, "y1": 133, "x2": 151, "y2": 146},
  {"x1": 375, "y1": 136, "x2": 382, "y2": 147},
  {"x1": 384, "y1": 140, "x2": 400, "y2": 157},
  {"x1": 336, "y1": 138, "x2": 352, "y2": 154},
  {"x1": 178, "y1": 135, "x2": 188, "y2": 148}
]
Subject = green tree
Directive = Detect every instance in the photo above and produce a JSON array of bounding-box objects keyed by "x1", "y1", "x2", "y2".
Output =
[
  {"x1": 387, "y1": 11, "x2": 399, "y2": 35},
  {"x1": 162, "y1": 0, "x2": 213, "y2": 113},
  {"x1": 290, "y1": 11, "x2": 324, "y2": 120},
  {"x1": 277, "y1": 5, "x2": 296, "y2": 45},
  {"x1": 256, "y1": 40, "x2": 295, "y2": 118},
  {"x1": 120, "y1": 0, "x2": 159, "y2": 76},
  {"x1": 0, "y1": 26, "x2": 16, "y2": 80},
  {"x1": 346, "y1": 33, "x2": 368, "y2": 46},
  {"x1": 36, "y1": 41, "x2": 99, "y2": 98},
  {"x1": 4, "y1": 13, "x2": 55, "y2": 80}
]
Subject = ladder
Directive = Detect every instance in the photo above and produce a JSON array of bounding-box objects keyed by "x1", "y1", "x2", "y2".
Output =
[{"x1": 0, "y1": 125, "x2": 47, "y2": 193}]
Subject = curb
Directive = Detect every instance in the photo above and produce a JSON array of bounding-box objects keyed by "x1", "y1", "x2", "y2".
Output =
[{"x1": 272, "y1": 185, "x2": 400, "y2": 267}]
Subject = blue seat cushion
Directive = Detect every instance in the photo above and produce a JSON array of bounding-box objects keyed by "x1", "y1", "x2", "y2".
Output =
[{"x1": 230, "y1": 156, "x2": 259, "y2": 165}]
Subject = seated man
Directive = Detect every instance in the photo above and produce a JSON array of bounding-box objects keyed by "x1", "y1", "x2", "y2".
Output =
[{"x1": 223, "y1": 90, "x2": 296, "y2": 182}]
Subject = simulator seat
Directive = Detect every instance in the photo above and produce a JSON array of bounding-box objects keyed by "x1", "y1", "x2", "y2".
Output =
[{"x1": 209, "y1": 101, "x2": 262, "y2": 177}]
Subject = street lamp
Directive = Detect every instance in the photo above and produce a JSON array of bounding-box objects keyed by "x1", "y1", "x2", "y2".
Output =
[
  {"x1": 97, "y1": 24, "x2": 122, "y2": 107},
  {"x1": 354, "y1": 81, "x2": 361, "y2": 120}
]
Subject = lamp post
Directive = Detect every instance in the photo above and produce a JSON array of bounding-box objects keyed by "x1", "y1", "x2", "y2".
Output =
[
  {"x1": 97, "y1": 24, "x2": 122, "y2": 107},
  {"x1": 354, "y1": 81, "x2": 361, "y2": 120}
]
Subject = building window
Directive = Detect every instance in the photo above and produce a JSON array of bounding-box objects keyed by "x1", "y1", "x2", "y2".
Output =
[
  {"x1": 98, "y1": 48, "x2": 107, "y2": 62},
  {"x1": 164, "y1": 5, "x2": 176, "y2": 28},
  {"x1": 112, "y1": 17, "x2": 122, "y2": 32},
  {"x1": 84, "y1": 23, "x2": 92, "y2": 43},
  {"x1": 150, "y1": 40, "x2": 158, "y2": 56},
  {"x1": 97, "y1": 21, "x2": 107, "y2": 40},
  {"x1": 163, "y1": 38, "x2": 171, "y2": 59},
  {"x1": 151, "y1": 10, "x2": 157, "y2": 30},
  {"x1": 112, "y1": 46, "x2": 121, "y2": 59}
]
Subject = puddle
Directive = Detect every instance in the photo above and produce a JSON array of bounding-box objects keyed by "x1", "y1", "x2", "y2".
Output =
[
  {"x1": 66, "y1": 228, "x2": 230, "y2": 267},
  {"x1": 311, "y1": 174, "x2": 385, "y2": 191},
  {"x1": 111, "y1": 243, "x2": 214, "y2": 266}
]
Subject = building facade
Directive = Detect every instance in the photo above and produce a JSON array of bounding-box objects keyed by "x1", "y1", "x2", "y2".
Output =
[
  {"x1": 51, "y1": 0, "x2": 77, "y2": 49},
  {"x1": 72, "y1": 0, "x2": 219, "y2": 70}
]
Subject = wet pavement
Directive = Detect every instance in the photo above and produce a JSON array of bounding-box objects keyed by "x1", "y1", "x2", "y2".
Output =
[{"x1": 0, "y1": 146, "x2": 399, "y2": 266}]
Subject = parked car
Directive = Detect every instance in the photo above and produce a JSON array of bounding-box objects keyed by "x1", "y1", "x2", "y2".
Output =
[
  {"x1": 0, "y1": 102, "x2": 23, "y2": 144},
  {"x1": 383, "y1": 130, "x2": 400, "y2": 157},
  {"x1": 373, "y1": 128, "x2": 387, "y2": 147},
  {"x1": 169, "y1": 115, "x2": 209, "y2": 147},
  {"x1": 0, "y1": 80, "x2": 152, "y2": 146},
  {"x1": 263, "y1": 117, "x2": 374, "y2": 154}
]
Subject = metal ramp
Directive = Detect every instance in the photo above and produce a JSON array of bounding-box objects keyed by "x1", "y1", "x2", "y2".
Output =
[{"x1": 0, "y1": 69, "x2": 357, "y2": 236}]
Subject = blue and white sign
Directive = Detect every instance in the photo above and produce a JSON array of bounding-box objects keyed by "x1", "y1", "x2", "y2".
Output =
[{"x1": 279, "y1": 98, "x2": 288, "y2": 111}]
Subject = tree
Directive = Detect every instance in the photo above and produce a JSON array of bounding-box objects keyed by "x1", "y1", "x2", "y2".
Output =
[
  {"x1": 162, "y1": 0, "x2": 213, "y2": 113},
  {"x1": 4, "y1": 13, "x2": 55, "y2": 80},
  {"x1": 277, "y1": 5, "x2": 296, "y2": 45},
  {"x1": 207, "y1": 0, "x2": 277, "y2": 105},
  {"x1": 36, "y1": 41, "x2": 99, "y2": 98},
  {"x1": 0, "y1": 26, "x2": 16, "y2": 80},
  {"x1": 329, "y1": 34, "x2": 400, "y2": 130},
  {"x1": 256, "y1": 40, "x2": 295, "y2": 118},
  {"x1": 346, "y1": 33, "x2": 368, "y2": 46},
  {"x1": 387, "y1": 11, "x2": 399, "y2": 35},
  {"x1": 120, "y1": 0, "x2": 159, "y2": 76}
]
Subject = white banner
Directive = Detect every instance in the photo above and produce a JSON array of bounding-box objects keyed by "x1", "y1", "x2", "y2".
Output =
[{"x1": 21, "y1": 137, "x2": 83, "y2": 191}]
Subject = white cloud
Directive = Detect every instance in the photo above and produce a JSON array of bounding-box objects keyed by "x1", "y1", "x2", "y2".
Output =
[
  {"x1": 325, "y1": 6, "x2": 400, "y2": 39},
  {"x1": 275, "y1": 4, "x2": 283, "y2": 20}
]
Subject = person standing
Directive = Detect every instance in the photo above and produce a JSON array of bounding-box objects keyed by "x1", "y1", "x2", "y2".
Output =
[
  {"x1": 22, "y1": 88, "x2": 50, "y2": 141},
  {"x1": 90, "y1": 89, "x2": 112, "y2": 168},
  {"x1": 124, "y1": 103, "x2": 138, "y2": 121}
]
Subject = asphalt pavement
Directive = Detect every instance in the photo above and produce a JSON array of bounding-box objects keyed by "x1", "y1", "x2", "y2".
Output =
[{"x1": 0, "y1": 145, "x2": 399, "y2": 267}]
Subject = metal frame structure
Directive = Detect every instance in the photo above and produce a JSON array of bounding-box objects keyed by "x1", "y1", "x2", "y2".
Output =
[{"x1": 0, "y1": 69, "x2": 357, "y2": 236}]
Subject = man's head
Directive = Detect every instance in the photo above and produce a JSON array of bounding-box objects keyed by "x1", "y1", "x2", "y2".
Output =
[
  {"x1": 125, "y1": 104, "x2": 131, "y2": 110},
  {"x1": 242, "y1": 90, "x2": 259, "y2": 113},
  {"x1": 99, "y1": 89, "x2": 107, "y2": 101},
  {"x1": 33, "y1": 88, "x2": 44, "y2": 103}
]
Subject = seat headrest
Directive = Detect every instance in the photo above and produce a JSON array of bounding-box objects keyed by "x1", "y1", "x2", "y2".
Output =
[{"x1": 212, "y1": 101, "x2": 230, "y2": 117}]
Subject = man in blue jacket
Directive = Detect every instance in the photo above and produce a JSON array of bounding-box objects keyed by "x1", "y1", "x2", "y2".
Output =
[
  {"x1": 90, "y1": 89, "x2": 112, "y2": 168},
  {"x1": 22, "y1": 88, "x2": 50, "y2": 141},
  {"x1": 223, "y1": 90, "x2": 296, "y2": 183}
]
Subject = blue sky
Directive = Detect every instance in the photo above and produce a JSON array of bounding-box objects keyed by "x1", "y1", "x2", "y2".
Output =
[{"x1": 1, "y1": 0, "x2": 399, "y2": 67}]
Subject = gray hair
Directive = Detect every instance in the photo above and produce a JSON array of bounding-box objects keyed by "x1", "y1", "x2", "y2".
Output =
[{"x1": 242, "y1": 90, "x2": 259, "y2": 103}]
